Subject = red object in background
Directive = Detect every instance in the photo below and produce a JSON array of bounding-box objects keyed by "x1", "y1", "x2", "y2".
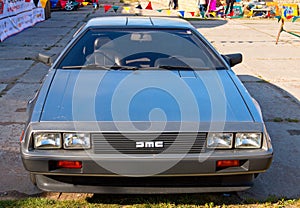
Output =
[
  {"x1": 0, "y1": 0, "x2": 4, "y2": 14},
  {"x1": 59, "y1": 0, "x2": 67, "y2": 9},
  {"x1": 227, "y1": 11, "x2": 234, "y2": 16},
  {"x1": 104, "y1": 4, "x2": 112, "y2": 13},
  {"x1": 25, "y1": 0, "x2": 31, "y2": 2},
  {"x1": 145, "y1": 1, "x2": 153, "y2": 10}
]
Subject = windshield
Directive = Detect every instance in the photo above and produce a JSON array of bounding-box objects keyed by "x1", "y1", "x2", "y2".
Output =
[{"x1": 57, "y1": 29, "x2": 226, "y2": 70}]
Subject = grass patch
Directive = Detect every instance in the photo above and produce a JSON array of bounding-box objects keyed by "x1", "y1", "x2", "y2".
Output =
[
  {"x1": 285, "y1": 118, "x2": 299, "y2": 123},
  {"x1": 0, "y1": 198, "x2": 88, "y2": 208},
  {"x1": 271, "y1": 117, "x2": 299, "y2": 123},
  {"x1": 0, "y1": 194, "x2": 299, "y2": 208},
  {"x1": 273, "y1": 117, "x2": 284, "y2": 122}
]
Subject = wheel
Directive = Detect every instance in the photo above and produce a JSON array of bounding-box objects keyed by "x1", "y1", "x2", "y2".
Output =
[
  {"x1": 65, "y1": 2, "x2": 75, "y2": 11},
  {"x1": 44, "y1": 0, "x2": 51, "y2": 19}
]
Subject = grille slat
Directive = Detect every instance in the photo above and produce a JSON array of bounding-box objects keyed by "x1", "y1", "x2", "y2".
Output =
[{"x1": 93, "y1": 133, "x2": 207, "y2": 154}]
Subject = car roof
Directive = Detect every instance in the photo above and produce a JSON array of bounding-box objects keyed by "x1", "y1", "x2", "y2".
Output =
[{"x1": 85, "y1": 16, "x2": 193, "y2": 29}]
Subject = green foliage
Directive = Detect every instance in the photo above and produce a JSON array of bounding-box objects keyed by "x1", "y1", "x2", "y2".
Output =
[
  {"x1": 272, "y1": 117, "x2": 299, "y2": 122},
  {"x1": 273, "y1": 117, "x2": 284, "y2": 122},
  {"x1": 0, "y1": 194, "x2": 299, "y2": 208},
  {"x1": 285, "y1": 118, "x2": 299, "y2": 123}
]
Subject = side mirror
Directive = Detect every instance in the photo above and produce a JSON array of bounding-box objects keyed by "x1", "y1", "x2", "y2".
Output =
[
  {"x1": 37, "y1": 53, "x2": 53, "y2": 66},
  {"x1": 222, "y1": 53, "x2": 242, "y2": 67}
]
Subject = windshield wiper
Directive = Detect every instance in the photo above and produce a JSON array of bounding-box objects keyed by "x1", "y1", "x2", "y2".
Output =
[
  {"x1": 62, "y1": 65, "x2": 139, "y2": 70},
  {"x1": 157, "y1": 65, "x2": 211, "y2": 70},
  {"x1": 62, "y1": 65, "x2": 211, "y2": 71},
  {"x1": 109, "y1": 65, "x2": 139, "y2": 70},
  {"x1": 62, "y1": 64, "x2": 108, "y2": 69}
]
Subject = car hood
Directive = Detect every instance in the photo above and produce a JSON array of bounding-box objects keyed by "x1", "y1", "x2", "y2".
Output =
[{"x1": 40, "y1": 69, "x2": 254, "y2": 123}]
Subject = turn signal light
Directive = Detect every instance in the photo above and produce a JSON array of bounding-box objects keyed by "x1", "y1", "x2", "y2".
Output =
[
  {"x1": 20, "y1": 130, "x2": 24, "y2": 142},
  {"x1": 217, "y1": 160, "x2": 240, "y2": 168},
  {"x1": 55, "y1": 161, "x2": 82, "y2": 169}
]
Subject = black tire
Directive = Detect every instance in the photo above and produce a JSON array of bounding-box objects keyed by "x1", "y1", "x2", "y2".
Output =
[{"x1": 44, "y1": 0, "x2": 51, "y2": 19}]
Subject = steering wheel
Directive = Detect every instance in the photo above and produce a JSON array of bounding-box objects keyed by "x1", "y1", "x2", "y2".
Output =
[{"x1": 119, "y1": 52, "x2": 169, "y2": 67}]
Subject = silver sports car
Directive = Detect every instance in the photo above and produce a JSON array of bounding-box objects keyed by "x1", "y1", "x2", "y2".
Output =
[{"x1": 20, "y1": 16, "x2": 273, "y2": 194}]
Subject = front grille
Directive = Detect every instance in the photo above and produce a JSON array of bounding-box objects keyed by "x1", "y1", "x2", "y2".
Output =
[{"x1": 93, "y1": 132, "x2": 207, "y2": 154}]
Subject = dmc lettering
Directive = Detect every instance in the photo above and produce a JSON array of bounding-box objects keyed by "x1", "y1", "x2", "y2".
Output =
[{"x1": 136, "y1": 141, "x2": 164, "y2": 148}]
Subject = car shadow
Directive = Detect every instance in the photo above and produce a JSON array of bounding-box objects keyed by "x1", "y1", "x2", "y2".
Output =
[
  {"x1": 189, "y1": 19, "x2": 228, "y2": 29},
  {"x1": 235, "y1": 75, "x2": 300, "y2": 200}
]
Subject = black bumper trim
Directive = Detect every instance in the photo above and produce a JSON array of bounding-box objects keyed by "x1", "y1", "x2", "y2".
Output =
[{"x1": 35, "y1": 174, "x2": 253, "y2": 194}]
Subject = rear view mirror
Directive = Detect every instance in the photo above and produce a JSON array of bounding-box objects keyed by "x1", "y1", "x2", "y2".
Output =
[
  {"x1": 222, "y1": 53, "x2": 242, "y2": 67},
  {"x1": 37, "y1": 53, "x2": 52, "y2": 66},
  {"x1": 131, "y1": 33, "x2": 152, "y2": 41}
]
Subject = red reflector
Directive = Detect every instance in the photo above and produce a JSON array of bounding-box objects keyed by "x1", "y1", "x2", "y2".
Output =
[
  {"x1": 56, "y1": 161, "x2": 82, "y2": 169},
  {"x1": 20, "y1": 130, "x2": 24, "y2": 142},
  {"x1": 217, "y1": 160, "x2": 240, "y2": 168}
]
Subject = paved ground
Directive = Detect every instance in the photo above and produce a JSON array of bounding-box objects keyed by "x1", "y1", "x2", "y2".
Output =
[
  {"x1": 192, "y1": 19, "x2": 300, "y2": 200},
  {"x1": 0, "y1": 2, "x2": 299, "y2": 201}
]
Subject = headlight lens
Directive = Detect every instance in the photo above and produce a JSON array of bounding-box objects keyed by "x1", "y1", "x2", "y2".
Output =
[
  {"x1": 207, "y1": 133, "x2": 233, "y2": 149},
  {"x1": 63, "y1": 133, "x2": 91, "y2": 149},
  {"x1": 34, "y1": 133, "x2": 62, "y2": 149},
  {"x1": 235, "y1": 133, "x2": 262, "y2": 149}
]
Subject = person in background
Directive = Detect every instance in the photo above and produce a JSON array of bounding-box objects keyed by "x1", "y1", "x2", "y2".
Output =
[
  {"x1": 168, "y1": 0, "x2": 173, "y2": 9},
  {"x1": 224, "y1": 0, "x2": 235, "y2": 16},
  {"x1": 206, "y1": 0, "x2": 216, "y2": 17},
  {"x1": 173, "y1": 0, "x2": 178, "y2": 9},
  {"x1": 197, "y1": 0, "x2": 207, "y2": 18}
]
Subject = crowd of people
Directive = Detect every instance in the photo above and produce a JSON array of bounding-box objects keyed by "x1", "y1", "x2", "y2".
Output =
[
  {"x1": 168, "y1": 0, "x2": 236, "y2": 18},
  {"x1": 196, "y1": 0, "x2": 236, "y2": 18}
]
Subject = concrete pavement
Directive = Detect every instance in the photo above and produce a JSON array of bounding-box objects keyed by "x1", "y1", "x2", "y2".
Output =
[
  {"x1": 0, "y1": 3, "x2": 299, "y2": 200},
  {"x1": 193, "y1": 19, "x2": 300, "y2": 199}
]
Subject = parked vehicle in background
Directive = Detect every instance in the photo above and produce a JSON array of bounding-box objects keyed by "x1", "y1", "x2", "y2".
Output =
[{"x1": 50, "y1": 0, "x2": 91, "y2": 10}]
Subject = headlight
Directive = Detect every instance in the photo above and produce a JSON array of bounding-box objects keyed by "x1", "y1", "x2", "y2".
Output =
[
  {"x1": 33, "y1": 133, "x2": 62, "y2": 149},
  {"x1": 207, "y1": 133, "x2": 233, "y2": 149},
  {"x1": 235, "y1": 133, "x2": 262, "y2": 149},
  {"x1": 63, "y1": 133, "x2": 91, "y2": 149}
]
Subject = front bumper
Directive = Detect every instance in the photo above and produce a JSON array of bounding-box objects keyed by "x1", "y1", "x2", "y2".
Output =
[
  {"x1": 22, "y1": 150, "x2": 272, "y2": 193},
  {"x1": 35, "y1": 174, "x2": 254, "y2": 193},
  {"x1": 21, "y1": 122, "x2": 273, "y2": 193}
]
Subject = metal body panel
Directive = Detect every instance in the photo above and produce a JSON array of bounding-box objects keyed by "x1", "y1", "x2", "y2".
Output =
[
  {"x1": 84, "y1": 16, "x2": 192, "y2": 29},
  {"x1": 22, "y1": 149, "x2": 272, "y2": 174},
  {"x1": 40, "y1": 70, "x2": 254, "y2": 122}
]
